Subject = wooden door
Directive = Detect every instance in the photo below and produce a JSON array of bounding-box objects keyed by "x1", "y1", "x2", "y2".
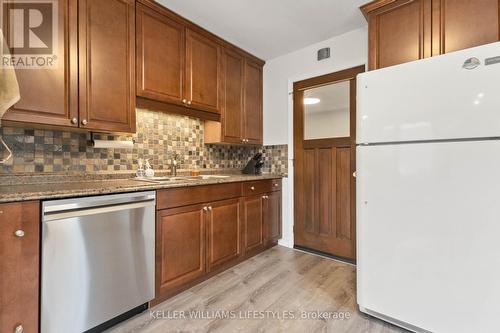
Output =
[
  {"x1": 206, "y1": 198, "x2": 241, "y2": 272},
  {"x1": 136, "y1": 2, "x2": 185, "y2": 106},
  {"x1": 264, "y1": 191, "x2": 282, "y2": 244},
  {"x1": 2, "y1": 0, "x2": 79, "y2": 127},
  {"x1": 243, "y1": 195, "x2": 265, "y2": 254},
  {"x1": 221, "y1": 49, "x2": 245, "y2": 143},
  {"x1": 364, "y1": 0, "x2": 432, "y2": 70},
  {"x1": 243, "y1": 59, "x2": 263, "y2": 144},
  {"x1": 156, "y1": 204, "x2": 205, "y2": 296},
  {"x1": 78, "y1": 0, "x2": 136, "y2": 133},
  {"x1": 185, "y1": 29, "x2": 221, "y2": 114},
  {"x1": 433, "y1": 0, "x2": 500, "y2": 54},
  {"x1": 0, "y1": 201, "x2": 39, "y2": 333},
  {"x1": 293, "y1": 66, "x2": 364, "y2": 261}
]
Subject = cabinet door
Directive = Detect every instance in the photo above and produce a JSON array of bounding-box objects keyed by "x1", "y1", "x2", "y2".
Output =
[
  {"x1": 243, "y1": 60, "x2": 263, "y2": 144},
  {"x1": 136, "y1": 3, "x2": 185, "y2": 105},
  {"x1": 435, "y1": 0, "x2": 500, "y2": 54},
  {"x1": 243, "y1": 195, "x2": 264, "y2": 253},
  {"x1": 206, "y1": 198, "x2": 241, "y2": 272},
  {"x1": 185, "y1": 29, "x2": 221, "y2": 114},
  {"x1": 367, "y1": 0, "x2": 432, "y2": 70},
  {"x1": 78, "y1": 0, "x2": 136, "y2": 133},
  {"x1": 264, "y1": 191, "x2": 282, "y2": 244},
  {"x1": 221, "y1": 49, "x2": 244, "y2": 143},
  {"x1": 2, "y1": 0, "x2": 78, "y2": 127},
  {"x1": 156, "y1": 204, "x2": 205, "y2": 296},
  {"x1": 0, "y1": 201, "x2": 39, "y2": 333}
]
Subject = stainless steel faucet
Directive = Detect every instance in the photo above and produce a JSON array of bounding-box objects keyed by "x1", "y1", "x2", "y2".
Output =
[{"x1": 171, "y1": 154, "x2": 178, "y2": 177}]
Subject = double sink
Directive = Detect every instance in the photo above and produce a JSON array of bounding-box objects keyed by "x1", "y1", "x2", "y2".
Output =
[{"x1": 135, "y1": 175, "x2": 230, "y2": 184}]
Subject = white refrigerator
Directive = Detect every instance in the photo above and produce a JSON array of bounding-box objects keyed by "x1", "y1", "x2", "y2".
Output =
[{"x1": 356, "y1": 41, "x2": 500, "y2": 333}]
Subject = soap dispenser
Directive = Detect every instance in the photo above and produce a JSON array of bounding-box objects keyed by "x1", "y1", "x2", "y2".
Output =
[
  {"x1": 136, "y1": 158, "x2": 145, "y2": 178},
  {"x1": 145, "y1": 159, "x2": 155, "y2": 178}
]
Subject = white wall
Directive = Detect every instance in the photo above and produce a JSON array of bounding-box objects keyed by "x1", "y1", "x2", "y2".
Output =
[{"x1": 263, "y1": 27, "x2": 368, "y2": 248}]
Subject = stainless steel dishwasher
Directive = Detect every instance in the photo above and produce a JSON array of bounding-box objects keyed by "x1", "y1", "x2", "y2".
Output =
[{"x1": 41, "y1": 191, "x2": 156, "y2": 333}]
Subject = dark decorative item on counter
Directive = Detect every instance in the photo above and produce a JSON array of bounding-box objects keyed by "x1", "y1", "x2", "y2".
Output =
[{"x1": 242, "y1": 153, "x2": 264, "y2": 175}]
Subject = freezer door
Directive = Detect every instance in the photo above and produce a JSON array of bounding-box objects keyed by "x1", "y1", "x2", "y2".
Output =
[
  {"x1": 357, "y1": 41, "x2": 500, "y2": 144},
  {"x1": 356, "y1": 141, "x2": 500, "y2": 333}
]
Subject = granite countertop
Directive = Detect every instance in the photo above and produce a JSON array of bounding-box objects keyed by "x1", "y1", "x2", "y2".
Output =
[{"x1": 0, "y1": 173, "x2": 284, "y2": 203}]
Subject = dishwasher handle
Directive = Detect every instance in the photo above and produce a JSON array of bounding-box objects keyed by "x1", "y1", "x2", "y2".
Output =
[{"x1": 44, "y1": 199, "x2": 155, "y2": 222}]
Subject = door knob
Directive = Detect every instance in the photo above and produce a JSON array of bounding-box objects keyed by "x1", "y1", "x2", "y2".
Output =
[
  {"x1": 71, "y1": 117, "x2": 78, "y2": 125},
  {"x1": 14, "y1": 325, "x2": 23, "y2": 333},
  {"x1": 81, "y1": 119, "x2": 88, "y2": 126},
  {"x1": 14, "y1": 230, "x2": 25, "y2": 238}
]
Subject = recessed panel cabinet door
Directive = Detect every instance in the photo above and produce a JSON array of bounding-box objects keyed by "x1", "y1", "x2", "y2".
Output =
[
  {"x1": 264, "y1": 191, "x2": 282, "y2": 244},
  {"x1": 185, "y1": 29, "x2": 221, "y2": 114},
  {"x1": 243, "y1": 60, "x2": 263, "y2": 144},
  {"x1": 2, "y1": 0, "x2": 78, "y2": 127},
  {"x1": 367, "y1": 0, "x2": 432, "y2": 70},
  {"x1": 221, "y1": 49, "x2": 244, "y2": 143},
  {"x1": 436, "y1": 0, "x2": 500, "y2": 54},
  {"x1": 156, "y1": 205, "x2": 205, "y2": 295},
  {"x1": 78, "y1": 0, "x2": 136, "y2": 133},
  {"x1": 0, "y1": 201, "x2": 40, "y2": 333},
  {"x1": 206, "y1": 198, "x2": 241, "y2": 272},
  {"x1": 136, "y1": 3, "x2": 184, "y2": 105},
  {"x1": 243, "y1": 195, "x2": 264, "y2": 253}
]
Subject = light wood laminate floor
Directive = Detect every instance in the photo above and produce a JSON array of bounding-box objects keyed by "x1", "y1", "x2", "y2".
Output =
[{"x1": 108, "y1": 246, "x2": 406, "y2": 333}]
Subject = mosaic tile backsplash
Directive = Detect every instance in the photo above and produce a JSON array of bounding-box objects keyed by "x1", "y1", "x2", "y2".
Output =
[{"x1": 0, "y1": 109, "x2": 288, "y2": 175}]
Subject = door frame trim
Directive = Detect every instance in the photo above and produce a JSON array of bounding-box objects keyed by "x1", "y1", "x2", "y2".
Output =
[{"x1": 292, "y1": 65, "x2": 365, "y2": 260}]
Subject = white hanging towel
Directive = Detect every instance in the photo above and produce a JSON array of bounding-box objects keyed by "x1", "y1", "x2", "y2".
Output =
[{"x1": 0, "y1": 28, "x2": 21, "y2": 163}]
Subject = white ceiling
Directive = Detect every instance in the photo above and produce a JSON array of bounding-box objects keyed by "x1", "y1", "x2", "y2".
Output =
[
  {"x1": 156, "y1": 0, "x2": 368, "y2": 60},
  {"x1": 304, "y1": 81, "x2": 350, "y2": 114}
]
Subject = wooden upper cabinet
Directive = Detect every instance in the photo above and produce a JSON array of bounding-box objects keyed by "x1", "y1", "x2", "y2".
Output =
[
  {"x1": 221, "y1": 49, "x2": 245, "y2": 143},
  {"x1": 78, "y1": 0, "x2": 136, "y2": 133},
  {"x1": 363, "y1": 0, "x2": 432, "y2": 70},
  {"x1": 136, "y1": 2, "x2": 185, "y2": 105},
  {"x1": 2, "y1": 0, "x2": 78, "y2": 127},
  {"x1": 185, "y1": 29, "x2": 222, "y2": 114},
  {"x1": 0, "y1": 201, "x2": 40, "y2": 333},
  {"x1": 362, "y1": 0, "x2": 500, "y2": 70},
  {"x1": 243, "y1": 60, "x2": 263, "y2": 144},
  {"x1": 435, "y1": 0, "x2": 500, "y2": 54}
]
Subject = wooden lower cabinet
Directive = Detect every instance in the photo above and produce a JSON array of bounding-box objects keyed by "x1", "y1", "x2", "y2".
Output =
[
  {"x1": 206, "y1": 198, "x2": 242, "y2": 272},
  {"x1": 154, "y1": 180, "x2": 282, "y2": 302},
  {"x1": 243, "y1": 194, "x2": 265, "y2": 253},
  {"x1": 264, "y1": 191, "x2": 282, "y2": 244},
  {"x1": 0, "y1": 201, "x2": 40, "y2": 333},
  {"x1": 156, "y1": 204, "x2": 206, "y2": 296}
]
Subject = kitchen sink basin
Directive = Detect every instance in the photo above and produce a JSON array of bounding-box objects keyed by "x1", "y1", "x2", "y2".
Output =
[{"x1": 133, "y1": 175, "x2": 231, "y2": 184}]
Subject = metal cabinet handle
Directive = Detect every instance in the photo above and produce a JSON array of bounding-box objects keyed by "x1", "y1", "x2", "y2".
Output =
[
  {"x1": 353, "y1": 171, "x2": 356, "y2": 178},
  {"x1": 182, "y1": 99, "x2": 187, "y2": 104},
  {"x1": 208, "y1": 206, "x2": 212, "y2": 211},
  {"x1": 81, "y1": 119, "x2": 88, "y2": 126},
  {"x1": 71, "y1": 117, "x2": 78, "y2": 125},
  {"x1": 14, "y1": 230, "x2": 25, "y2": 238},
  {"x1": 203, "y1": 206, "x2": 208, "y2": 211},
  {"x1": 187, "y1": 100, "x2": 192, "y2": 105},
  {"x1": 250, "y1": 186, "x2": 255, "y2": 191},
  {"x1": 14, "y1": 324, "x2": 23, "y2": 333}
]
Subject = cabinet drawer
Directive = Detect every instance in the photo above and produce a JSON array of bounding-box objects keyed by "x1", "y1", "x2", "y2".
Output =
[
  {"x1": 157, "y1": 183, "x2": 241, "y2": 210},
  {"x1": 242, "y1": 180, "x2": 273, "y2": 196},
  {"x1": 271, "y1": 179, "x2": 282, "y2": 191}
]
